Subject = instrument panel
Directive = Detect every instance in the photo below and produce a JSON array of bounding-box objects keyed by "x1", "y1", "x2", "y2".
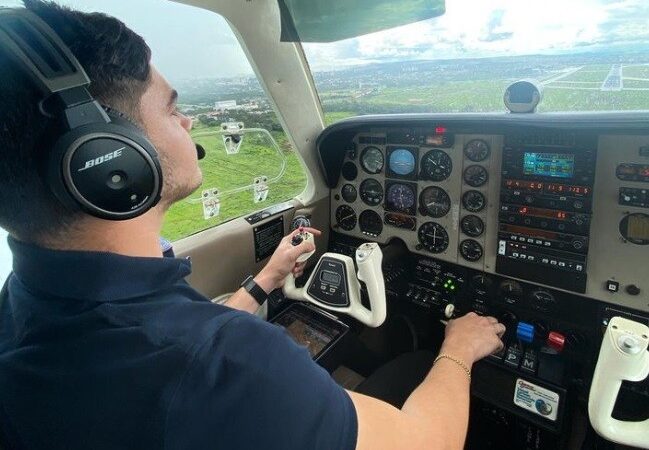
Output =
[
  {"x1": 325, "y1": 121, "x2": 649, "y2": 313},
  {"x1": 333, "y1": 131, "x2": 498, "y2": 273}
]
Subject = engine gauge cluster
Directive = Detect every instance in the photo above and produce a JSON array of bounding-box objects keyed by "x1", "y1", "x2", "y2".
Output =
[
  {"x1": 464, "y1": 165, "x2": 489, "y2": 187},
  {"x1": 462, "y1": 190, "x2": 486, "y2": 212},
  {"x1": 464, "y1": 139, "x2": 491, "y2": 162},
  {"x1": 459, "y1": 239, "x2": 483, "y2": 261},
  {"x1": 460, "y1": 215, "x2": 485, "y2": 237}
]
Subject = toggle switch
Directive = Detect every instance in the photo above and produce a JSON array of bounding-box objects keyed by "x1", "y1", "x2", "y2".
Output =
[{"x1": 517, "y1": 321, "x2": 535, "y2": 344}]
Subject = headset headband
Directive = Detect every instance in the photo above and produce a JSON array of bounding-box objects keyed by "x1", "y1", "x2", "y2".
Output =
[{"x1": 0, "y1": 8, "x2": 109, "y2": 126}]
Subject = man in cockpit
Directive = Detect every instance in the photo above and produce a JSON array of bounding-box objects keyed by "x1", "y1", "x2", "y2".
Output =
[{"x1": 0, "y1": 1, "x2": 505, "y2": 449}]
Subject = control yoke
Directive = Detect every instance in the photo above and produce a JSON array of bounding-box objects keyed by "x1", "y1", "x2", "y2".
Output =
[
  {"x1": 283, "y1": 236, "x2": 386, "y2": 328},
  {"x1": 588, "y1": 316, "x2": 649, "y2": 447}
]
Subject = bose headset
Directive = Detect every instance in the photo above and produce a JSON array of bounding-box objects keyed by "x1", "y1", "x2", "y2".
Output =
[{"x1": 0, "y1": 8, "x2": 205, "y2": 220}]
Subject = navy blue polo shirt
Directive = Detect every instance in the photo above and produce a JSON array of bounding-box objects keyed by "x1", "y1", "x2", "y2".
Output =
[{"x1": 0, "y1": 237, "x2": 357, "y2": 449}]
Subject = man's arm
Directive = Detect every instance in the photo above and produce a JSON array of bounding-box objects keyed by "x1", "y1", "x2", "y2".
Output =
[
  {"x1": 351, "y1": 313, "x2": 506, "y2": 450},
  {"x1": 224, "y1": 227, "x2": 321, "y2": 313}
]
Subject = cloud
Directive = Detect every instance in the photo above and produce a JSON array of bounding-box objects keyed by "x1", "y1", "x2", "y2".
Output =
[{"x1": 304, "y1": 0, "x2": 649, "y2": 70}]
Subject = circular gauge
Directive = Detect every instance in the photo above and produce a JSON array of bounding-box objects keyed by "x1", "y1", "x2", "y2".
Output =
[
  {"x1": 530, "y1": 290, "x2": 557, "y2": 312},
  {"x1": 421, "y1": 149, "x2": 452, "y2": 181},
  {"x1": 418, "y1": 222, "x2": 449, "y2": 253},
  {"x1": 341, "y1": 184, "x2": 357, "y2": 203},
  {"x1": 463, "y1": 165, "x2": 488, "y2": 187},
  {"x1": 464, "y1": 139, "x2": 491, "y2": 162},
  {"x1": 386, "y1": 183, "x2": 416, "y2": 213},
  {"x1": 290, "y1": 215, "x2": 311, "y2": 231},
  {"x1": 359, "y1": 179, "x2": 383, "y2": 206},
  {"x1": 359, "y1": 210, "x2": 383, "y2": 236},
  {"x1": 360, "y1": 146, "x2": 384, "y2": 174},
  {"x1": 462, "y1": 190, "x2": 486, "y2": 212},
  {"x1": 500, "y1": 279, "x2": 523, "y2": 296},
  {"x1": 419, "y1": 186, "x2": 451, "y2": 218},
  {"x1": 460, "y1": 215, "x2": 485, "y2": 237},
  {"x1": 341, "y1": 162, "x2": 358, "y2": 181},
  {"x1": 335, "y1": 205, "x2": 357, "y2": 231},
  {"x1": 619, "y1": 213, "x2": 649, "y2": 245},
  {"x1": 459, "y1": 239, "x2": 483, "y2": 262},
  {"x1": 389, "y1": 148, "x2": 416, "y2": 176}
]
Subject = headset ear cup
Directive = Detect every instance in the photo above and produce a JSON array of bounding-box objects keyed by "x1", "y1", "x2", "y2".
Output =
[{"x1": 47, "y1": 121, "x2": 163, "y2": 220}]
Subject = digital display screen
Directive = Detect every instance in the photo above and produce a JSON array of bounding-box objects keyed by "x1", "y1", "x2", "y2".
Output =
[
  {"x1": 504, "y1": 179, "x2": 591, "y2": 196},
  {"x1": 272, "y1": 307, "x2": 346, "y2": 359},
  {"x1": 518, "y1": 206, "x2": 568, "y2": 220},
  {"x1": 320, "y1": 270, "x2": 341, "y2": 286},
  {"x1": 545, "y1": 183, "x2": 590, "y2": 196},
  {"x1": 284, "y1": 319, "x2": 331, "y2": 357},
  {"x1": 523, "y1": 152, "x2": 575, "y2": 179},
  {"x1": 505, "y1": 179, "x2": 544, "y2": 190}
]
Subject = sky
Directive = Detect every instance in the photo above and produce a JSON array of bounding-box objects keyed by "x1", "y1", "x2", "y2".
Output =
[{"x1": 1, "y1": 0, "x2": 649, "y2": 77}]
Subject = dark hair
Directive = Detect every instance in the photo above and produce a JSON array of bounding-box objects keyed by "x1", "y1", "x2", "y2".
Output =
[{"x1": 0, "y1": 0, "x2": 152, "y2": 241}]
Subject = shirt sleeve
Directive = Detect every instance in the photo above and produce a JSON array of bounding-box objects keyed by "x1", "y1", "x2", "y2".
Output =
[{"x1": 164, "y1": 313, "x2": 358, "y2": 450}]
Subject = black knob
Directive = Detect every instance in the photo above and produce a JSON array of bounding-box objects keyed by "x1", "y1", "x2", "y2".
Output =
[{"x1": 625, "y1": 284, "x2": 641, "y2": 296}]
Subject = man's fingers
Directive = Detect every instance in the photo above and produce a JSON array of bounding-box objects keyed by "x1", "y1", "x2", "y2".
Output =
[
  {"x1": 494, "y1": 323, "x2": 506, "y2": 337},
  {"x1": 288, "y1": 227, "x2": 322, "y2": 238}
]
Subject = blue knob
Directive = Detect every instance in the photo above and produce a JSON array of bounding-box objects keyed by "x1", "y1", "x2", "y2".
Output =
[{"x1": 517, "y1": 322, "x2": 535, "y2": 344}]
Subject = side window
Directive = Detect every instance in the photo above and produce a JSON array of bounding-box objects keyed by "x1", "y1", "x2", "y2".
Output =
[
  {"x1": 50, "y1": 1, "x2": 308, "y2": 242},
  {"x1": 0, "y1": 229, "x2": 9, "y2": 286}
]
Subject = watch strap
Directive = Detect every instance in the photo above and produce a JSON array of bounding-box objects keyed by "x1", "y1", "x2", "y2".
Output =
[{"x1": 240, "y1": 275, "x2": 267, "y2": 305}]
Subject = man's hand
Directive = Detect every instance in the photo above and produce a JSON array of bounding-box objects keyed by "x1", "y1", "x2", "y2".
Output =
[
  {"x1": 255, "y1": 227, "x2": 321, "y2": 292},
  {"x1": 440, "y1": 312, "x2": 506, "y2": 365}
]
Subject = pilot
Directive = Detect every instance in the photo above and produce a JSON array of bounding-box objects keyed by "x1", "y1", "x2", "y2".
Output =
[{"x1": 0, "y1": 1, "x2": 505, "y2": 449}]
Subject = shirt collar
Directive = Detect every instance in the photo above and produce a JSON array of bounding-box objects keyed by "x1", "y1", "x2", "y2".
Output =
[{"x1": 8, "y1": 236, "x2": 192, "y2": 302}]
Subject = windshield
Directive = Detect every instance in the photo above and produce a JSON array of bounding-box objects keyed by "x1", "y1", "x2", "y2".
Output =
[{"x1": 302, "y1": 0, "x2": 649, "y2": 122}]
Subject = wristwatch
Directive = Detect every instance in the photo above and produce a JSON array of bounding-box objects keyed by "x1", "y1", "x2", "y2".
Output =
[{"x1": 240, "y1": 275, "x2": 268, "y2": 305}]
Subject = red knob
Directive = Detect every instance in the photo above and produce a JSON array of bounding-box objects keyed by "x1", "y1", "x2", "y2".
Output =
[{"x1": 547, "y1": 331, "x2": 566, "y2": 353}]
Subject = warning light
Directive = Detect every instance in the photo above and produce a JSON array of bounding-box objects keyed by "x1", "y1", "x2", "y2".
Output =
[{"x1": 435, "y1": 126, "x2": 447, "y2": 134}]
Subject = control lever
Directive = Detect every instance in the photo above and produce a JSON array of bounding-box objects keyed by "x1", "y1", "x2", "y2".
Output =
[
  {"x1": 588, "y1": 316, "x2": 649, "y2": 448},
  {"x1": 283, "y1": 242, "x2": 387, "y2": 327},
  {"x1": 291, "y1": 230, "x2": 315, "y2": 263}
]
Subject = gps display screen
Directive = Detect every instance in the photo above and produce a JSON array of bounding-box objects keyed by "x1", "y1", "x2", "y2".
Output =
[
  {"x1": 523, "y1": 152, "x2": 575, "y2": 179},
  {"x1": 274, "y1": 308, "x2": 343, "y2": 358}
]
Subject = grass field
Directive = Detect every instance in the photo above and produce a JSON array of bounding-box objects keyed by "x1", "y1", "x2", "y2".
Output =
[
  {"x1": 560, "y1": 70, "x2": 610, "y2": 82},
  {"x1": 621, "y1": 65, "x2": 649, "y2": 78},
  {"x1": 621, "y1": 79, "x2": 649, "y2": 89},
  {"x1": 162, "y1": 123, "x2": 307, "y2": 241}
]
